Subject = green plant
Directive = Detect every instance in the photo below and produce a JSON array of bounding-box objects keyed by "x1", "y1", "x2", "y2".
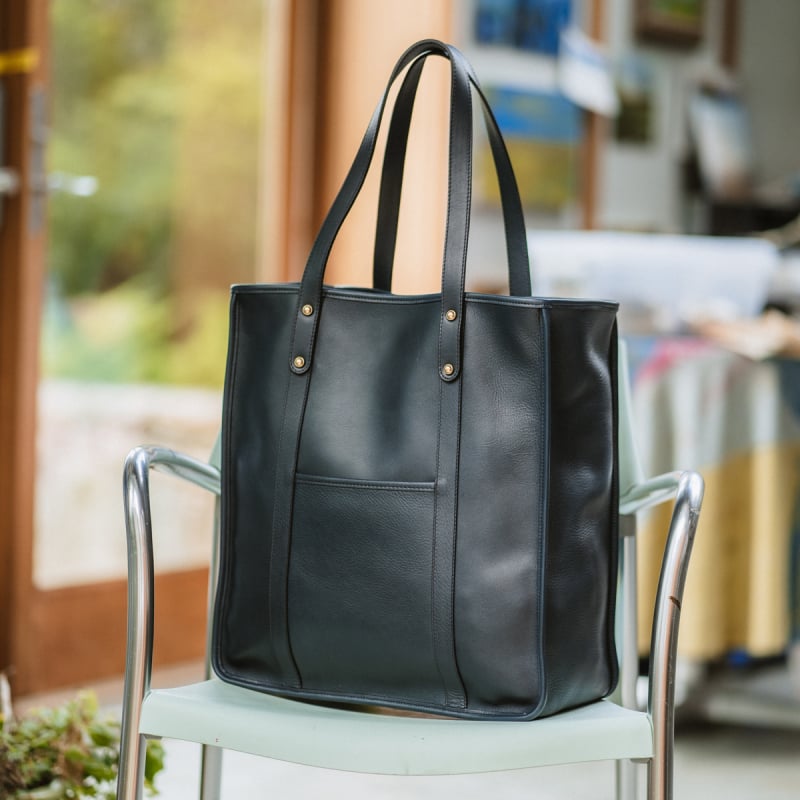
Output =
[
  {"x1": 0, "y1": 684, "x2": 164, "y2": 799},
  {"x1": 41, "y1": 278, "x2": 230, "y2": 387}
]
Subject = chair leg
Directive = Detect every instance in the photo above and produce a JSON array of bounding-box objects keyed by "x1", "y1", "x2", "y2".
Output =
[
  {"x1": 199, "y1": 745, "x2": 223, "y2": 800},
  {"x1": 119, "y1": 449, "x2": 156, "y2": 800},
  {"x1": 646, "y1": 706, "x2": 677, "y2": 800},
  {"x1": 615, "y1": 758, "x2": 640, "y2": 800},
  {"x1": 647, "y1": 471, "x2": 703, "y2": 800},
  {"x1": 117, "y1": 731, "x2": 147, "y2": 800}
]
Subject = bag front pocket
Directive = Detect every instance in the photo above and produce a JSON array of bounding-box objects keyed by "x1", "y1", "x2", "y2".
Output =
[{"x1": 287, "y1": 474, "x2": 443, "y2": 706}]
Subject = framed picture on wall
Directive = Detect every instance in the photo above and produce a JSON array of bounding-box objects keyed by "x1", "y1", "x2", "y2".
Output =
[
  {"x1": 477, "y1": 86, "x2": 581, "y2": 210},
  {"x1": 635, "y1": 0, "x2": 705, "y2": 47},
  {"x1": 473, "y1": 0, "x2": 572, "y2": 56}
]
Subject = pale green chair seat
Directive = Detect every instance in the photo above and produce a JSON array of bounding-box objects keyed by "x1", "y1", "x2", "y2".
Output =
[
  {"x1": 139, "y1": 680, "x2": 653, "y2": 775},
  {"x1": 117, "y1": 341, "x2": 703, "y2": 800}
]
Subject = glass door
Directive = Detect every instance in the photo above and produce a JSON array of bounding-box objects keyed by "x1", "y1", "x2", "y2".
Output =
[{"x1": 31, "y1": 0, "x2": 269, "y2": 691}]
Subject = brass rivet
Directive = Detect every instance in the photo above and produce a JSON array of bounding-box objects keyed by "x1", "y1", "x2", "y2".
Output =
[
  {"x1": 445, "y1": 309, "x2": 457, "y2": 321},
  {"x1": 442, "y1": 363, "x2": 455, "y2": 377},
  {"x1": 301, "y1": 304, "x2": 314, "y2": 317},
  {"x1": 293, "y1": 355, "x2": 306, "y2": 369}
]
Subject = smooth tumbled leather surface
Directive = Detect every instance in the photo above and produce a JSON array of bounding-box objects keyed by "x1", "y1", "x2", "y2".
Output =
[
  {"x1": 213, "y1": 40, "x2": 619, "y2": 721},
  {"x1": 214, "y1": 289, "x2": 618, "y2": 719}
]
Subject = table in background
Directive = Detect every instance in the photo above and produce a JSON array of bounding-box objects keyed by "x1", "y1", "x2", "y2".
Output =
[{"x1": 627, "y1": 336, "x2": 800, "y2": 662}]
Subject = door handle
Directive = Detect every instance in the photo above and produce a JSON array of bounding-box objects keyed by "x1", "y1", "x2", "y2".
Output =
[
  {"x1": 0, "y1": 167, "x2": 20, "y2": 196},
  {"x1": 0, "y1": 51, "x2": 45, "y2": 231}
]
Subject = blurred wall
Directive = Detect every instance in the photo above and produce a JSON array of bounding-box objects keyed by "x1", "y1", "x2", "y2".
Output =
[
  {"x1": 600, "y1": 0, "x2": 727, "y2": 232},
  {"x1": 315, "y1": 0, "x2": 453, "y2": 294},
  {"x1": 599, "y1": 0, "x2": 800, "y2": 232},
  {"x1": 738, "y1": 0, "x2": 800, "y2": 186}
]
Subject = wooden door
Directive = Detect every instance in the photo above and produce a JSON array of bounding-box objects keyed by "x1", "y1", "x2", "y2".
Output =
[{"x1": 0, "y1": 0, "x2": 250, "y2": 696}]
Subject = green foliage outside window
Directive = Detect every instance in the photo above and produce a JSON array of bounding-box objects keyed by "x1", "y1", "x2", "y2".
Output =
[
  {"x1": 47, "y1": 0, "x2": 262, "y2": 387},
  {"x1": 50, "y1": 0, "x2": 177, "y2": 297}
]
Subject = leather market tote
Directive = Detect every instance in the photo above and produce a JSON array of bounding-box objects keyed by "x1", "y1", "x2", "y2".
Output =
[{"x1": 212, "y1": 39, "x2": 619, "y2": 721}]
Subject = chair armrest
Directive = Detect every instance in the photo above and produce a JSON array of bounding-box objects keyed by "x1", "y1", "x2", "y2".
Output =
[
  {"x1": 619, "y1": 471, "x2": 685, "y2": 516},
  {"x1": 636, "y1": 470, "x2": 704, "y2": 798},
  {"x1": 120, "y1": 446, "x2": 221, "y2": 757},
  {"x1": 130, "y1": 445, "x2": 222, "y2": 496}
]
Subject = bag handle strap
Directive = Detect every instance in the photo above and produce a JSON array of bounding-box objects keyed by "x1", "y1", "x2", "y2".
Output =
[
  {"x1": 289, "y1": 40, "x2": 514, "y2": 383},
  {"x1": 373, "y1": 53, "x2": 531, "y2": 297}
]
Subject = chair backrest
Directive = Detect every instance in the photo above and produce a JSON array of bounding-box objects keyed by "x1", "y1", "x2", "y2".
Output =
[
  {"x1": 618, "y1": 338, "x2": 645, "y2": 495},
  {"x1": 614, "y1": 338, "x2": 645, "y2": 711}
]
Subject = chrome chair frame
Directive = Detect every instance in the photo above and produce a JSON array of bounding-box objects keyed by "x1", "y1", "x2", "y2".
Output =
[{"x1": 117, "y1": 442, "x2": 701, "y2": 800}]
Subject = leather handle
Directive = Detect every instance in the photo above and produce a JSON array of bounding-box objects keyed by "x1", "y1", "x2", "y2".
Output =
[
  {"x1": 373, "y1": 53, "x2": 531, "y2": 297},
  {"x1": 289, "y1": 40, "x2": 506, "y2": 382}
]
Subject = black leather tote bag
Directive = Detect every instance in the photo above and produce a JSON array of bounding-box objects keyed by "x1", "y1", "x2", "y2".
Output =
[{"x1": 212, "y1": 39, "x2": 619, "y2": 721}]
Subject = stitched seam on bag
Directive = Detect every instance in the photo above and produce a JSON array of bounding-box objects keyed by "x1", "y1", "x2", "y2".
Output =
[
  {"x1": 330, "y1": 293, "x2": 617, "y2": 312},
  {"x1": 213, "y1": 296, "x2": 240, "y2": 673},
  {"x1": 228, "y1": 285, "x2": 617, "y2": 312},
  {"x1": 430, "y1": 378, "x2": 466, "y2": 709},
  {"x1": 305, "y1": 296, "x2": 322, "y2": 370},
  {"x1": 266, "y1": 338, "x2": 305, "y2": 686},
  {"x1": 295, "y1": 474, "x2": 435, "y2": 492},
  {"x1": 322, "y1": 293, "x2": 440, "y2": 306},
  {"x1": 232, "y1": 285, "x2": 298, "y2": 295},
  {"x1": 606, "y1": 321, "x2": 621, "y2": 695},
  {"x1": 229, "y1": 286, "x2": 616, "y2": 313},
  {"x1": 449, "y1": 345, "x2": 467, "y2": 703},
  {"x1": 465, "y1": 296, "x2": 544, "y2": 308},
  {"x1": 217, "y1": 674, "x2": 531, "y2": 718},
  {"x1": 466, "y1": 296, "x2": 618, "y2": 311},
  {"x1": 431, "y1": 378, "x2": 445, "y2": 700},
  {"x1": 532, "y1": 307, "x2": 551, "y2": 717},
  {"x1": 539, "y1": 299, "x2": 619, "y2": 310}
]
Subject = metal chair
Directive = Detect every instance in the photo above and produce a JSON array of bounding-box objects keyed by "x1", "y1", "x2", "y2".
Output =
[{"x1": 116, "y1": 343, "x2": 704, "y2": 800}]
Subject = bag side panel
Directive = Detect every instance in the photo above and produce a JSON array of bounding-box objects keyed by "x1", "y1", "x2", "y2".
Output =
[
  {"x1": 539, "y1": 305, "x2": 619, "y2": 716},
  {"x1": 454, "y1": 298, "x2": 549, "y2": 718},
  {"x1": 212, "y1": 287, "x2": 298, "y2": 687}
]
